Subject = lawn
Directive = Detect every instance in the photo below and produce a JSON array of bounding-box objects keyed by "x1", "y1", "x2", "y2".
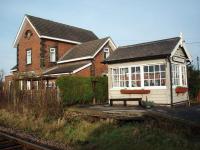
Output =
[{"x1": 0, "y1": 109, "x2": 199, "y2": 150}]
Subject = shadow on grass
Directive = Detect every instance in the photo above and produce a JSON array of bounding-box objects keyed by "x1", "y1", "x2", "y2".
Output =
[{"x1": 80, "y1": 120, "x2": 200, "y2": 150}]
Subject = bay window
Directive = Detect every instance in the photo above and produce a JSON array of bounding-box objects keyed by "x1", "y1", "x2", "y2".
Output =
[{"x1": 111, "y1": 64, "x2": 166, "y2": 88}]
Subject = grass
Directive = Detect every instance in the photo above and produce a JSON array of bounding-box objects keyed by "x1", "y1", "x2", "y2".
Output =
[{"x1": 0, "y1": 109, "x2": 199, "y2": 150}]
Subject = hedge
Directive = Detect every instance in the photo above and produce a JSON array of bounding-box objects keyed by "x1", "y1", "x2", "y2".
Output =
[{"x1": 56, "y1": 76, "x2": 108, "y2": 105}]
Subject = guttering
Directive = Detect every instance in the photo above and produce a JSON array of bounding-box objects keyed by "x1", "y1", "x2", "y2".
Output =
[
  {"x1": 168, "y1": 57, "x2": 173, "y2": 107},
  {"x1": 40, "y1": 36, "x2": 81, "y2": 45},
  {"x1": 57, "y1": 56, "x2": 92, "y2": 64}
]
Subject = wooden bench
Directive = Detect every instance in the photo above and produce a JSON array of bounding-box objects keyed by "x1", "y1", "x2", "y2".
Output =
[{"x1": 110, "y1": 98, "x2": 142, "y2": 106}]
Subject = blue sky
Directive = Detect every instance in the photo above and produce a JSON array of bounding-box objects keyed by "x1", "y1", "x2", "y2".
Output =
[{"x1": 0, "y1": 0, "x2": 200, "y2": 74}]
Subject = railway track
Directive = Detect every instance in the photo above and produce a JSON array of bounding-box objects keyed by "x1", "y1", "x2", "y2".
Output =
[{"x1": 0, "y1": 132, "x2": 56, "y2": 150}]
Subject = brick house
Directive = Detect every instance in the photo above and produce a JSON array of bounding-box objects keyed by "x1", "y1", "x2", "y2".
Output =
[{"x1": 5, "y1": 15, "x2": 116, "y2": 89}]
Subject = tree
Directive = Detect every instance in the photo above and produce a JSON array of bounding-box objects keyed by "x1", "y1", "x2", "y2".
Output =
[
  {"x1": 188, "y1": 65, "x2": 200, "y2": 100},
  {"x1": 0, "y1": 69, "x2": 4, "y2": 91}
]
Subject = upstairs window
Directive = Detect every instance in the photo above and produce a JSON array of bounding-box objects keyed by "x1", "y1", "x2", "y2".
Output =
[
  {"x1": 50, "y1": 48, "x2": 56, "y2": 62},
  {"x1": 26, "y1": 49, "x2": 32, "y2": 64},
  {"x1": 103, "y1": 48, "x2": 110, "y2": 59}
]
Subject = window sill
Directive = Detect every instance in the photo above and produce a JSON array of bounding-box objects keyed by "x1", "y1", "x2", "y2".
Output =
[{"x1": 110, "y1": 86, "x2": 167, "y2": 90}]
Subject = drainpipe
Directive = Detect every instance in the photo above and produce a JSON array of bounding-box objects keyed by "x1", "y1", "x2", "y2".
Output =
[
  {"x1": 168, "y1": 57, "x2": 173, "y2": 107},
  {"x1": 186, "y1": 60, "x2": 192, "y2": 106}
]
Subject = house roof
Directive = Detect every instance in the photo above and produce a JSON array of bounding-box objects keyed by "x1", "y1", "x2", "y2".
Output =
[
  {"x1": 11, "y1": 65, "x2": 18, "y2": 71},
  {"x1": 26, "y1": 15, "x2": 98, "y2": 42},
  {"x1": 43, "y1": 61, "x2": 91, "y2": 76},
  {"x1": 13, "y1": 15, "x2": 98, "y2": 47},
  {"x1": 58, "y1": 37, "x2": 110, "y2": 63},
  {"x1": 105, "y1": 37, "x2": 182, "y2": 63}
]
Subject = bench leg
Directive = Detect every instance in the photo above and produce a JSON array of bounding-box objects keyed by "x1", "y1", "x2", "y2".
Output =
[
  {"x1": 110, "y1": 100, "x2": 113, "y2": 106},
  {"x1": 139, "y1": 99, "x2": 142, "y2": 106},
  {"x1": 124, "y1": 101, "x2": 127, "y2": 106}
]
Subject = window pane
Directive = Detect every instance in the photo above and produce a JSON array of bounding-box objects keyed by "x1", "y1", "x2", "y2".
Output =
[
  {"x1": 132, "y1": 74, "x2": 135, "y2": 80},
  {"x1": 161, "y1": 72, "x2": 166, "y2": 78},
  {"x1": 161, "y1": 79, "x2": 166, "y2": 86},
  {"x1": 131, "y1": 67, "x2": 135, "y2": 73},
  {"x1": 150, "y1": 80, "x2": 155, "y2": 86},
  {"x1": 149, "y1": 66, "x2": 154, "y2": 72},
  {"x1": 144, "y1": 73, "x2": 148, "y2": 79},
  {"x1": 149, "y1": 73, "x2": 154, "y2": 79},
  {"x1": 144, "y1": 66, "x2": 148, "y2": 72},
  {"x1": 144, "y1": 80, "x2": 149, "y2": 86},
  {"x1": 136, "y1": 81, "x2": 141, "y2": 87},
  {"x1": 155, "y1": 80, "x2": 160, "y2": 86},
  {"x1": 155, "y1": 72, "x2": 160, "y2": 79},
  {"x1": 136, "y1": 74, "x2": 140, "y2": 80},
  {"x1": 155, "y1": 65, "x2": 159, "y2": 71},
  {"x1": 136, "y1": 67, "x2": 140, "y2": 73},
  {"x1": 160, "y1": 65, "x2": 165, "y2": 71},
  {"x1": 132, "y1": 81, "x2": 136, "y2": 87}
]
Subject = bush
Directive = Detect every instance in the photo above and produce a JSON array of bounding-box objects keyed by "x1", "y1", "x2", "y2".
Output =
[
  {"x1": 56, "y1": 76, "x2": 108, "y2": 105},
  {"x1": 57, "y1": 76, "x2": 94, "y2": 105},
  {"x1": 188, "y1": 65, "x2": 200, "y2": 100},
  {"x1": 93, "y1": 76, "x2": 108, "y2": 104},
  {"x1": 141, "y1": 100, "x2": 154, "y2": 108}
]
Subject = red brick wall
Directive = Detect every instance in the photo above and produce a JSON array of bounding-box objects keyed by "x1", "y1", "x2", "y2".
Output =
[
  {"x1": 17, "y1": 21, "x2": 76, "y2": 75},
  {"x1": 43, "y1": 40, "x2": 76, "y2": 69},
  {"x1": 18, "y1": 22, "x2": 41, "y2": 74},
  {"x1": 93, "y1": 43, "x2": 113, "y2": 76},
  {"x1": 75, "y1": 66, "x2": 91, "y2": 77}
]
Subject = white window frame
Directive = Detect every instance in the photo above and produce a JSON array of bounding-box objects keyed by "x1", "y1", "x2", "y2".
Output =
[
  {"x1": 181, "y1": 65, "x2": 187, "y2": 87},
  {"x1": 172, "y1": 63, "x2": 187, "y2": 88},
  {"x1": 27, "y1": 81, "x2": 31, "y2": 90},
  {"x1": 103, "y1": 48, "x2": 110, "y2": 59},
  {"x1": 110, "y1": 63, "x2": 167, "y2": 90},
  {"x1": 129, "y1": 65, "x2": 142, "y2": 89},
  {"x1": 119, "y1": 67, "x2": 129, "y2": 88},
  {"x1": 26, "y1": 49, "x2": 32, "y2": 64},
  {"x1": 50, "y1": 48, "x2": 56, "y2": 62},
  {"x1": 143, "y1": 64, "x2": 166, "y2": 88}
]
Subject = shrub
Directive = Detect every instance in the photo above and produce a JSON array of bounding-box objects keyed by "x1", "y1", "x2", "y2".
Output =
[
  {"x1": 93, "y1": 76, "x2": 108, "y2": 104},
  {"x1": 141, "y1": 100, "x2": 154, "y2": 108},
  {"x1": 56, "y1": 76, "x2": 108, "y2": 105},
  {"x1": 56, "y1": 76, "x2": 94, "y2": 105}
]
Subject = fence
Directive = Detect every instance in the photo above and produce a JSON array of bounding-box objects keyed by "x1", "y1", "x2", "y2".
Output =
[{"x1": 0, "y1": 81, "x2": 63, "y2": 118}]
